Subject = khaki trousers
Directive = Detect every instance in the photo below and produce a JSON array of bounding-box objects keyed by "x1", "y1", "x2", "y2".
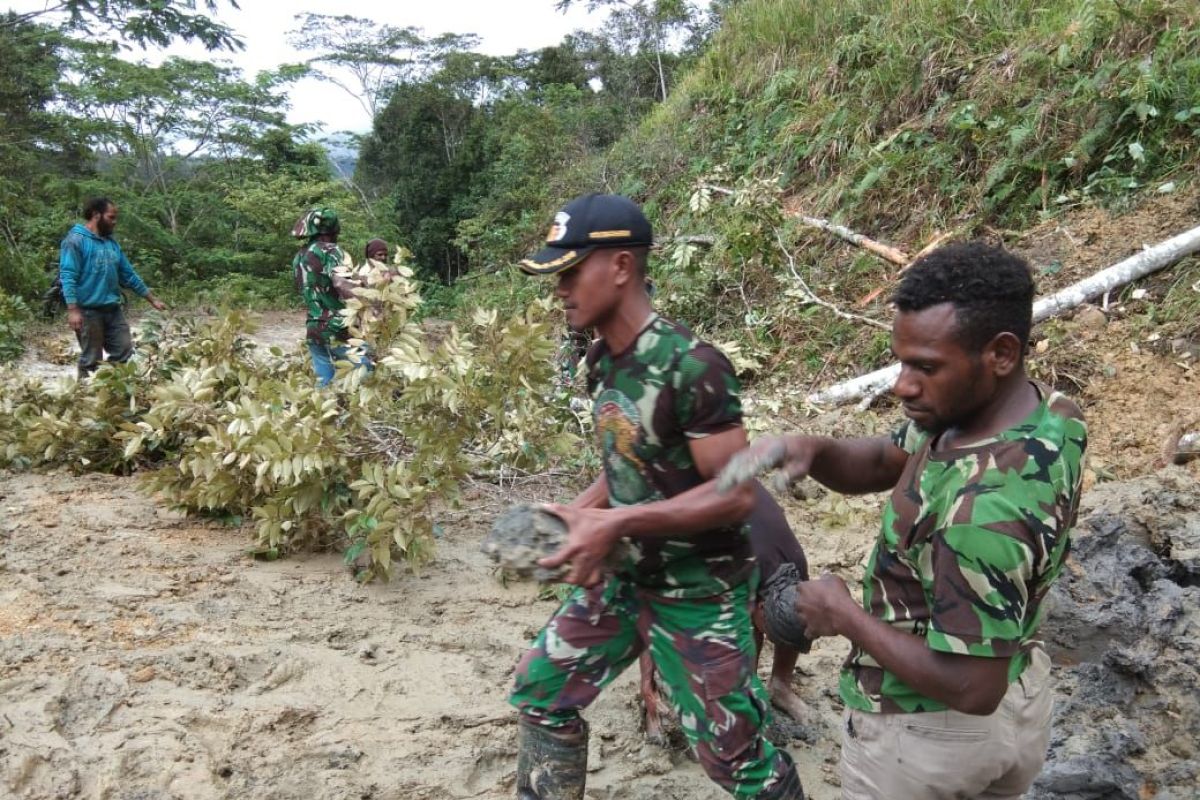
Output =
[{"x1": 840, "y1": 648, "x2": 1054, "y2": 800}]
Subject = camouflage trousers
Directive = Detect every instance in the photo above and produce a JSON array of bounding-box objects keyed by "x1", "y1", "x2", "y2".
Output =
[{"x1": 509, "y1": 576, "x2": 792, "y2": 798}]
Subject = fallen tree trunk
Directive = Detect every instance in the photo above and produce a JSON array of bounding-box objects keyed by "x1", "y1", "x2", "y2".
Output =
[
  {"x1": 792, "y1": 214, "x2": 911, "y2": 265},
  {"x1": 707, "y1": 186, "x2": 912, "y2": 265},
  {"x1": 807, "y1": 224, "x2": 1200, "y2": 406}
]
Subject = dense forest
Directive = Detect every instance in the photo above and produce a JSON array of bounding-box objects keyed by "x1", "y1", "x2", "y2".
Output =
[{"x1": 0, "y1": 0, "x2": 726, "y2": 320}]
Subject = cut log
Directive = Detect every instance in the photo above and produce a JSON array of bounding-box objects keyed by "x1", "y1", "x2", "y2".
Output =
[
  {"x1": 1031, "y1": 226, "x2": 1200, "y2": 320},
  {"x1": 807, "y1": 224, "x2": 1200, "y2": 406},
  {"x1": 791, "y1": 214, "x2": 911, "y2": 265}
]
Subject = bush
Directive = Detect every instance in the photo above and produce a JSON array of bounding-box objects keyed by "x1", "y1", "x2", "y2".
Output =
[
  {"x1": 0, "y1": 291, "x2": 32, "y2": 363},
  {"x1": 0, "y1": 257, "x2": 584, "y2": 580}
]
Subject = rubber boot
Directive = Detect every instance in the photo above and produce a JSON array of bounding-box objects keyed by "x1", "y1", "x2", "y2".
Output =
[
  {"x1": 515, "y1": 718, "x2": 588, "y2": 800},
  {"x1": 757, "y1": 751, "x2": 806, "y2": 800}
]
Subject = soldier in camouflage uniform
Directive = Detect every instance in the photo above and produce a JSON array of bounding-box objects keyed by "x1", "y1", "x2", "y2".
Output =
[
  {"x1": 639, "y1": 482, "x2": 814, "y2": 745},
  {"x1": 509, "y1": 194, "x2": 804, "y2": 800},
  {"x1": 723, "y1": 242, "x2": 1087, "y2": 799},
  {"x1": 291, "y1": 207, "x2": 368, "y2": 387}
]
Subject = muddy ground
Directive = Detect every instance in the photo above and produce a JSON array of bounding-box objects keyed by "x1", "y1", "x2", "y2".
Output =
[
  {"x1": 0, "y1": 465, "x2": 842, "y2": 800},
  {"x1": 3, "y1": 458, "x2": 1198, "y2": 799},
  {"x1": 4, "y1": 188, "x2": 1200, "y2": 798}
]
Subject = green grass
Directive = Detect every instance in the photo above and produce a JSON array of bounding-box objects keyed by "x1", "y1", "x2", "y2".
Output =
[
  {"x1": 448, "y1": 0, "x2": 1200, "y2": 383},
  {"x1": 672, "y1": 0, "x2": 1200, "y2": 231}
]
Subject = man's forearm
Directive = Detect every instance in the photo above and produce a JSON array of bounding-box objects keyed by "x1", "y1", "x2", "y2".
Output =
[
  {"x1": 609, "y1": 479, "x2": 753, "y2": 540},
  {"x1": 59, "y1": 260, "x2": 79, "y2": 307},
  {"x1": 835, "y1": 603, "x2": 1006, "y2": 714},
  {"x1": 799, "y1": 436, "x2": 903, "y2": 494},
  {"x1": 570, "y1": 475, "x2": 610, "y2": 510}
]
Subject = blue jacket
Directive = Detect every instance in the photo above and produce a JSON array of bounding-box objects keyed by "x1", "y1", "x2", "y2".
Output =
[{"x1": 58, "y1": 223, "x2": 149, "y2": 308}]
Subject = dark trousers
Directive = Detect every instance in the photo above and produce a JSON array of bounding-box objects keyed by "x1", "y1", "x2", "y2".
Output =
[{"x1": 76, "y1": 304, "x2": 132, "y2": 378}]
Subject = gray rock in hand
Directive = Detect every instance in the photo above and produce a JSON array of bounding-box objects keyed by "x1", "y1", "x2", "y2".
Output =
[
  {"x1": 716, "y1": 439, "x2": 788, "y2": 493},
  {"x1": 761, "y1": 563, "x2": 812, "y2": 652},
  {"x1": 481, "y1": 504, "x2": 570, "y2": 583}
]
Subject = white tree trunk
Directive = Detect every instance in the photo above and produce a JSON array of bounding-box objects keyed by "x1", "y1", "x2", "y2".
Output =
[
  {"x1": 806, "y1": 224, "x2": 1200, "y2": 407},
  {"x1": 793, "y1": 215, "x2": 910, "y2": 265}
]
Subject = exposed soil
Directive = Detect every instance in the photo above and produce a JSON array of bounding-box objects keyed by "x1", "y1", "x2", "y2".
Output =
[
  {"x1": 3, "y1": 461, "x2": 1197, "y2": 799},
  {"x1": 1033, "y1": 470, "x2": 1200, "y2": 800},
  {"x1": 0, "y1": 471, "x2": 848, "y2": 800},
  {"x1": 4, "y1": 192, "x2": 1200, "y2": 798}
]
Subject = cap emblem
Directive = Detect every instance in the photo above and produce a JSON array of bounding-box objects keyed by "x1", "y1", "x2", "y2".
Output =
[{"x1": 546, "y1": 211, "x2": 571, "y2": 243}]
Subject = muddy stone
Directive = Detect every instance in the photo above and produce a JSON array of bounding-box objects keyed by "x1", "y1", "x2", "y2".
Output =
[
  {"x1": 716, "y1": 440, "x2": 788, "y2": 493},
  {"x1": 481, "y1": 504, "x2": 628, "y2": 583},
  {"x1": 1031, "y1": 471, "x2": 1200, "y2": 800},
  {"x1": 481, "y1": 504, "x2": 573, "y2": 582},
  {"x1": 1073, "y1": 304, "x2": 1109, "y2": 331}
]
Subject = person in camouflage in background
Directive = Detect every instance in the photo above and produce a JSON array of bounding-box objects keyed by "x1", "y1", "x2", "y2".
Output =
[
  {"x1": 507, "y1": 194, "x2": 805, "y2": 800},
  {"x1": 722, "y1": 241, "x2": 1087, "y2": 799},
  {"x1": 291, "y1": 207, "x2": 367, "y2": 387}
]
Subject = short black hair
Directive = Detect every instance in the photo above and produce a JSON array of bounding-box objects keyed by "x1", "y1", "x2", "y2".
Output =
[
  {"x1": 83, "y1": 197, "x2": 113, "y2": 220},
  {"x1": 893, "y1": 241, "x2": 1035, "y2": 354},
  {"x1": 630, "y1": 246, "x2": 649, "y2": 279}
]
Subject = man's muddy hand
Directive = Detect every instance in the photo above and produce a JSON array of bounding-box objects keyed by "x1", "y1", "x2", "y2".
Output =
[
  {"x1": 794, "y1": 573, "x2": 854, "y2": 640},
  {"x1": 537, "y1": 503, "x2": 618, "y2": 587},
  {"x1": 717, "y1": 436, "x2": 815, "y2": 493}
]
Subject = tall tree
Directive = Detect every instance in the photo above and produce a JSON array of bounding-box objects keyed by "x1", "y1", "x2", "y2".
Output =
[
  {"x1": 287, "y1": 14, "x2": 480, "y2": 121},
  {"x1": 0, "y1": 0, "x2": 242, "y2": 52},
  {"x1": 555, "y1": 0, "x2": 699, "y2": 101}
]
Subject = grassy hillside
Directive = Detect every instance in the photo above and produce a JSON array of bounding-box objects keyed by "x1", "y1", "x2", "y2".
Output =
[
  {"x1": 456, "y1": 0, "x2": 1200, "y2": 385},
  {"x1": 637, "y1": 0, "x2": 1198, "y2": 227}
]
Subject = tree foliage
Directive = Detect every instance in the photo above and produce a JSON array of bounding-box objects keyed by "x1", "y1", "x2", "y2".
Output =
[
  {"x1": 288, "y1": 14, "x2": 480, "y2": 121},
  {"x1": 355, "y1": 2, "x2": 713, "y2": 285},
  {"x1": 1, "y1": 0, "x2": 244, "y2": 52},
  {"x1": 0, "y1": 10, "x2": 381, "y2": 314},
  {"x1": 0, "y1": 262, "x2": 581, "y2": 580}
]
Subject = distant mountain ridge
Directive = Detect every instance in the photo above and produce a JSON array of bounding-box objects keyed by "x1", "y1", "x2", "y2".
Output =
[{"x1": 321, "y1": 134, "x2": 359, "y2": 180}]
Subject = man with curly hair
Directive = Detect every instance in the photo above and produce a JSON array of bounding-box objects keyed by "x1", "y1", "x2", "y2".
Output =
[
  {"x1": 724, "y1": 241, "x2": 1087, "y2": 799},
  {"x1": 59, "y1": 197, "x2": 168, "y2": 378}
]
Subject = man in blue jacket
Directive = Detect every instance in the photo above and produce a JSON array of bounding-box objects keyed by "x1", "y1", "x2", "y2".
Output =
[{"x1": 59, "y1": 198, "x2": 167, "y2": 378}]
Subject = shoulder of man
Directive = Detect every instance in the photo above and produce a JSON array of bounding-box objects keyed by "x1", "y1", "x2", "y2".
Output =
[
  {"x1": 1042, "y1": 385, "x2": 1086, "y2": 427},
  {"x1": 61, "y1": 227, "x2": 87, "y2": 247},
  {"x1": 301, "y1": 240, "x2": 342, "y2": 263},
  {"x1": 660, "y1": 318, "x2": 740, "y2": 389},
  {"x1": 312, "y1": 241, "x2": 343, "y2": 254},
  {"x1": 1016, "y1": 384, "x2": 1088, "y2": 467},
  {"x1": 639, "y1": 315, "x2": 713, "y2": 369}
]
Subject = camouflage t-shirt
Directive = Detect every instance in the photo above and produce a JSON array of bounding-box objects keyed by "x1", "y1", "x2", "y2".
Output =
[
  {"x1": 586, "y1": 313, "x2": 752, "y2": 599},
  {"x1": 840, "y1": 384, "x2": 1087, "y2": 713},
  {"x1": 294, "y1": 241, "x2": 349, "y2": 344}
]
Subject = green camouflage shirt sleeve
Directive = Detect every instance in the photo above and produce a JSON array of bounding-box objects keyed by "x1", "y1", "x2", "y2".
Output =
[
  {"x1": 672, "y1": 343, "x2": 742, "y2": 438},
  {"x1": 890, "y1": 420, "x2": 928, "y2": 455}
]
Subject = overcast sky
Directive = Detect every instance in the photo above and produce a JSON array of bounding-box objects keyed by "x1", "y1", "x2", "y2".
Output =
[{"x1": 7, "y1": 0, "x2": 603, "y2": 134}]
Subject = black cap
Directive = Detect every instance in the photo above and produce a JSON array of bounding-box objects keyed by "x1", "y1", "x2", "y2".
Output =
[{"x1": 519, "y1": 193, "x2": 653, "y2": 275}]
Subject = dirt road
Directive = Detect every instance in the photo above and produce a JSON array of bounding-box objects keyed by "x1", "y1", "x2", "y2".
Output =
[
  {"x1": 4, "y1": 303, "x2": 1199, "y2": 799},
  {"x1": 0, "y1": 471, "x2": 849, "y2": 799}
]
